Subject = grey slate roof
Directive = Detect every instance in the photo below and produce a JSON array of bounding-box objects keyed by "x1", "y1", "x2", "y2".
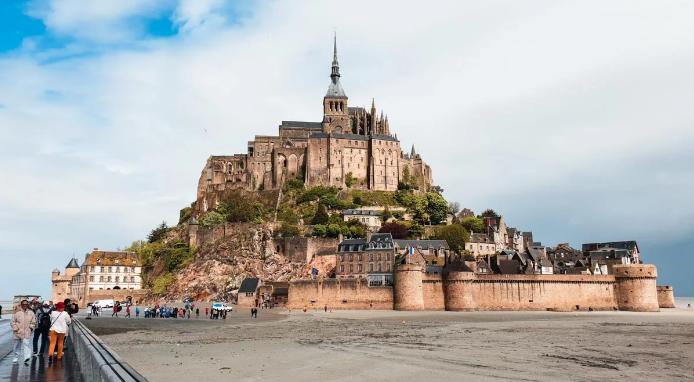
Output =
[
  {"x1": 343, "y1": 209, "x2": 380, "y2": 216},
  {"x1": 338, "y1": 233, "x2": 394, "y2": 252},
  {"x1": 281, "y1": 121, "x2": 323, "y2": 129},
  {"x1": 326, "y1": 77, "x2": 347, "y2": 98},
  {"x1": 238, "y1": 278, "x2": 260, "y2": 293},
  {"x1": 393, "y1": 239, "x2": 449, "y2": 250},
  {"x1": 66, "y1": 258, "x2": 79, "y2": 269},
  {"x1": 581, "y1": 241, "x2": 638, "y2": 253}
]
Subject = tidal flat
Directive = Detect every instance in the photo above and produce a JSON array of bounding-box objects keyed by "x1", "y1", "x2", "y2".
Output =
[{"x1": 84, "y1": 308, "x2": 694, "y2": 381}]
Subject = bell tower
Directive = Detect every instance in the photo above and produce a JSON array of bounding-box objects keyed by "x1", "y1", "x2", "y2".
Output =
[{"x1": 322, "y1": 34, "x2": 350, "y2": 134}]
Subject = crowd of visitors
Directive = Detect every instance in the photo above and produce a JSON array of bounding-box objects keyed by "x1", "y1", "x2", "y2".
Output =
[{"x1": 10, "y1": 298, "x2": 78, "y2": 365}]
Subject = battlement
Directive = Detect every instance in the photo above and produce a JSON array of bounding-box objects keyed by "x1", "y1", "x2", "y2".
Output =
[
  {"x1": 612, "y1": 264, "x2": 657, "y2": 278},
  {"x1": 287, "y1": 263, "x2": 662, "y2": 312}
]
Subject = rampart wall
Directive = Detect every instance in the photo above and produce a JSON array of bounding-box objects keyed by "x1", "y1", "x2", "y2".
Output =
[
  {"x1": 287, "y1": 264, "x2": 661, "y2": 312},
  {"x1": 83, "y1": 290, "x2": 148, "y2": 306},
  {"x1": 287, "y1": 278, "x2": 393, "y2": 310},
  {"x1": 460, "y1": 274, "x2": 617, "y2": 311}
]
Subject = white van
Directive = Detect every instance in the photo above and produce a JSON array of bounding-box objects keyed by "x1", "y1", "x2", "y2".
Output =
[{"x1": 93, "y1": 299, "x2": 115, "y2": 309}]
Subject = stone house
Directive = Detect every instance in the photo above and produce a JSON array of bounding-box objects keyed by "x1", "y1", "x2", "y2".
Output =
[
  {"x1": 393, "y1": 239, "x2": 450, "y2": 266},
  {"x1": 466, "y1": 233, "x2": 497, "y2": 256},
  {"x1": 343, "y1": 208, "x2": 382, "y2": 231},
  {"x1": 336, "y1": 233, "x2": 395, "y2": 285},
  {"x1": 582, "y1": 241, "x2": 640, "y2": 264},
  {"x1": 53, "y1": 250, "x2": 143, "y2": 306},
  {"x1": 237, "y1": 277, "x2": 261, "y2": 307}
]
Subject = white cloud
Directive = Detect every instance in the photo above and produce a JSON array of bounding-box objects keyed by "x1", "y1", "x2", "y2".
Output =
[
  {"x1": 26, "y1": 0, "x2": 170, "y2": 42},
  {"x1": 173, "y1": 0, "x2": 226, "y2": 33},
  {"x1": 2, "y1": 0, "x2": 694, "y2": 296}
]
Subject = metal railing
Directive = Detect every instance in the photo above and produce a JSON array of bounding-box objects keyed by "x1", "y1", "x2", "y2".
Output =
[{"x1": 68, "y1": 319, "x2": 148, "y2": 382}]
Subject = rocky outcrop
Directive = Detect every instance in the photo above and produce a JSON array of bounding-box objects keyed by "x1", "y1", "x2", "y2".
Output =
[{"x1": 162, "y1": 223, "x2": 334, "y2": 301}]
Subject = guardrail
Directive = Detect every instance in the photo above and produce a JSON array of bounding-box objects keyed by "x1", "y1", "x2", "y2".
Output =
[{"x1": 68, "y1": 319, "x2": 148, "y2": 381}]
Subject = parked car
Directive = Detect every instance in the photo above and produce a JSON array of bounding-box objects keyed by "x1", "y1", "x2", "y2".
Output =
[
  {"x1": 93, "y1": 299, "x2": 115, "y2": 309},
  {"x1": 212, "y1": 302, "x2": 233, "y2": 311}
]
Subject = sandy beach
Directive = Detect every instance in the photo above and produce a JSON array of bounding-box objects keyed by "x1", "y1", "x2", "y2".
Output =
[{"x1": 82, "y1": 306, "x2": 694, "y2": 382}]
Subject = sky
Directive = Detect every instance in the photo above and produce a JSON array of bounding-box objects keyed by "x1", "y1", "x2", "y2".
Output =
[{"x1": 1, "y1": 0, "x2": 693, "y2": 299}]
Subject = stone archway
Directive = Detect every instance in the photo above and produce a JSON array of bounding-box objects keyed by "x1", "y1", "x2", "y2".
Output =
[{"x1": 287, "y1": 154, "x2": 298, "y2": 176}]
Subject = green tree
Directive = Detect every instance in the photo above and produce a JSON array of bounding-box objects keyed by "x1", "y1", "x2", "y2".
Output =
[
  {"x1": 381, "y1": 207, "x2": 393, "y2": 223},
  {"x1": 461, "y1": 216, "x2": 485, "y2": 233},
  {"x1": 326, "y1": 224, "x2": 342, "y2": 237},
  {"x1": 480, "y1": 209, "x2": 499, "y2": 218},
  {"x1": 345, "y1": 172, "x2": 355, "y2": 188},
  {"x1": 312, "y1": 224, "x2": 327, "y2": 237},
  {"x1": 434, "y1": 224, "x2": 470, "y2": 253},
  {"x1": 178, "y1": 207, "x2": 193, "y2": 225},
  {"x1": 199, "y1": 211, "x2": 225, "y2": 228},
  {"x1": 425, "y1": 192, "x2": 448, "y2": 224},
  {"x1": 152, "y1": 273, "x2": 176, "y2": 295},
  {"x1": 408, "y1": 223, "x2": 424, "y2": 239},
  {"x1": 311, "y1": 203, "x2": 330, "y2": 225},
  {"x1": 147, "y1": 221, "x2": 169, "y2": 243},
  {"x1": 278, "y1": 223, "x2": 300, "y2": 238}
]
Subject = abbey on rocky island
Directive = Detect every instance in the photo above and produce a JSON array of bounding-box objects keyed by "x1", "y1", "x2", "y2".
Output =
[{"x1": 197, "y1": 37, "x2": 433, "y2": 200}]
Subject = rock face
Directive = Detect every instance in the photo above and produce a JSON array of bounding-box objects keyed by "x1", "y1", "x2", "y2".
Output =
[{"x1": 163, "y1": 223, "x2": 333, "y2": 302}]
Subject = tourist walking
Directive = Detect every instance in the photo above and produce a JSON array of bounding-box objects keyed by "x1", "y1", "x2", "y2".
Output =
[
  {"x1": 205, "y1": 307, "x2": 209, "y2": 317},
  {"x1": 135, "y1": 306, "x2": 140, "y2": 318},
  {"x1": 32, "y1": 301, "x2": 52, "y2": 357},
  {"x1": 195, "y1": 307, "x2": 199, "y2": 318},
  {"x1": 125, "y1": 305, "x2": 131, "y2": 318},
  {"x1": 0, "y1": 303, "x2": 3, "y2": 319},
  {"x1": 11, "y1": 299, "x2": 36, "y2": 364},
  {"x1": 112, "y1": 302, "x2": 119, "y2": 317},
  {"x1": 47, "y1": 302, "x2": 72, "y2": 363}
]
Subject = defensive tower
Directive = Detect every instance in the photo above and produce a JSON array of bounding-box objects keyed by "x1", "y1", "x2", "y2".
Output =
[
  {"x1": 393, "y1": 263, "x2": 424, "y2": 310},
  {"x1": 656, "y1": 285, "x2": 675, "y2": 308},
  {"x1": 613, "y1": 264, "x2": 659, "y2": 312}
]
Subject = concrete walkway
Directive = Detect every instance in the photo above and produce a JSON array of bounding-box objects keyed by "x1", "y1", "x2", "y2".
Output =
[{"x1": 0, "y1": 321, "x2": 82, "y2": 382}]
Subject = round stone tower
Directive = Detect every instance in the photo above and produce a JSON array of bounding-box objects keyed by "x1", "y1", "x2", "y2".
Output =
[
  {"x1": 613, "y1": 264, "x2": 659, "y2": 312},
  {"x1": 443, "y1": 270, "x2": 475, "y2": 311},
  {"x1": 393, "y1": 263, "x2": 424, "y2": 311},
  {"x1": 656, "y1": 285, "x2": 675, "y2": 308}
]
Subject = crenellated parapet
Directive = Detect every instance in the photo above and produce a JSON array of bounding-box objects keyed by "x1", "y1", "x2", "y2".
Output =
[{"x1": 388, "y1": 262, "x2": 663, "y2": 312}]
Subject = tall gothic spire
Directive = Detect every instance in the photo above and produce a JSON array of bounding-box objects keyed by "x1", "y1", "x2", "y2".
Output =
[
  {"x1": 331, "y1": 32, "x2": 340, "y2": 79},
  {"x1": 325, "y1": 33, "x2": 346, "y2": 98}
]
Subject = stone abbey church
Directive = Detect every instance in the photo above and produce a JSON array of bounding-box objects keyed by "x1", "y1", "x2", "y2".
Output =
[{"x1": 197, "y1": 38, "x2": 433, "y2": 199}]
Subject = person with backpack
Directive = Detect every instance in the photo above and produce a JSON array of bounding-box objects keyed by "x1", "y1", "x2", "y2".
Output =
[
  {"x1": 112, "y1": 302, "x2": 119, "y2": 317},
  {"x1": 125, "y1": 304, "x2": 131, "y2": 318},
  {"x1": 47, "y1": 302, "x2": 71, "y2": 363},
  {"x1": 32, "y1": 301, "x2": 52, "y2": 357}
]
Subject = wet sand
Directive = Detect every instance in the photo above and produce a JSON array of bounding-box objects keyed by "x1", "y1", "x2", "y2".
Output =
[{"x1": 83, "y1": 308, "x2": 694, "y2": 381}]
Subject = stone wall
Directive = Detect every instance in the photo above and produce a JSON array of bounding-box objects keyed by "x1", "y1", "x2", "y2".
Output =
[
  {"x1": 461, "y1": 274, "x2": 617, "y2": 311},
  {"x1": 279, "y1": 237, "x2": 339, "y2": 263},
  {"x1": 84, "y1": 289, "x2": 148, "y2": 306},
  {"x1": 422, "y1": 274, "x2": 445, "y2": 310},
  {"x1": 287, "y1": 264, "x2": 661, "y2": 312},
  {"x1": 287, "y1": 278, "x2": 393, "y2": 310}
]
